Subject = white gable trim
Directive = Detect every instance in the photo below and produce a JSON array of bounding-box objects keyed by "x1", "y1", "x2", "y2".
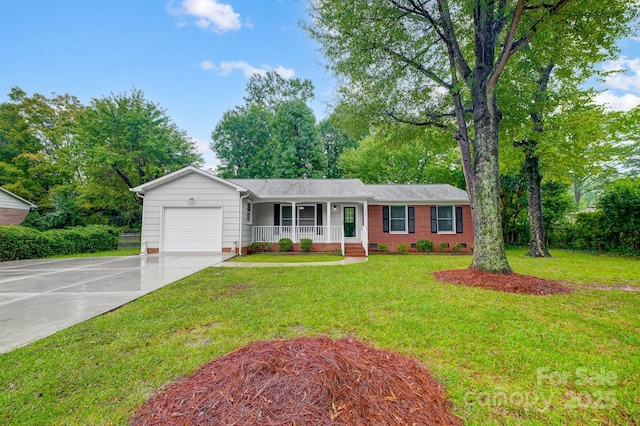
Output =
[
  {"x1": 0, "y1": 187, "x2": 38, "y2": 208},
  {"x1": 130, "y1": 166, "x2": 248, "y2": 194}
]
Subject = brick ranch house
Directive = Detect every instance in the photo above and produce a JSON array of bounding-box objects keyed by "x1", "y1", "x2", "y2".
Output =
[
  {"x1": 130, "y1": 166, "x2": 473, "y2": 256},
  {"x1": 0, "y1": 187, "x2": 37, "y2": 225}
]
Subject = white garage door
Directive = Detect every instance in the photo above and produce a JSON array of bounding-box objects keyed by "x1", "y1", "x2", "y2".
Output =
[{"x1": 162, "y1": 207, "x2": 222, "y2": 252}]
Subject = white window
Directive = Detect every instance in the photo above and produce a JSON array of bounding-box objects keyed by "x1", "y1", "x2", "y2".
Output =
[
  {"x1": 281, "y1": 205, "x2": 293, "y2": 226},
  {"x1": 437, "y1": 206, "x2": 454, "y2": 233},
  {"x1": 297, "y1": 205, "x2": 316, "y2": 227},
  {"x1": 390, "y1": 205, "x2": 407, "y2": 233},
  {"x1": 246, "y1": 200, "x2": 253, "y2": 224}
]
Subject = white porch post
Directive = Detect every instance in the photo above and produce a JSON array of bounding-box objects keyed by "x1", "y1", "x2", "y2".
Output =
[
  {"x1": 291, "y1": 201, "x2": 296, "y2": 242},
  {"x1": 363, "y1": 200, "x2": 369, "y2": 256},
  {"x1": 326, "y1": 201, "x2": 331, "y2": 241},
  {"x1": 363, "y1": 200, "x2": 368, "y2": 226}
]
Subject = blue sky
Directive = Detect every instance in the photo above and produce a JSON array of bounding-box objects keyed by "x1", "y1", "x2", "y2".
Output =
[{"x1": 1, "y1": 1, "x2": 639, "y2": 169}]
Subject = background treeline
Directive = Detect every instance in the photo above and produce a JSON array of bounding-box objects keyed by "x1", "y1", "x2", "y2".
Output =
[
  {"x1": 2, "y1": 72, "x2": 639, "y2": 256},
  {"x1": 0, "y1": 88, "x2": 202, "y2": 231}
]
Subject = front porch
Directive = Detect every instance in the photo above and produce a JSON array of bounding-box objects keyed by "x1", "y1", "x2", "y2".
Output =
[
  {"x1": 248, "y1": 200, "x2": 369, "y2": 256},
  {"x1": 250, "y1": 226, "x2": 367, "y2": 257},
  {"x1": 253, "y1": 226, "x2": 344, "y2": 244}
]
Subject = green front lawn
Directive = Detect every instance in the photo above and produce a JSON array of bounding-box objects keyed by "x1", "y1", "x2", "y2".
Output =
[{"x1": 1, "y1": 250, "x2": 639, "y2": 425}]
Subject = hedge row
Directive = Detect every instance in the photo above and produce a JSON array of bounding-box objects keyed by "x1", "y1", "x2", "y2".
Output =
[
  {"x1": 0, "y1": 225, "x2": 121, "y2": 262},
  {"x1": 548, "y1": 179, "x2": 640, "y2": 255}
]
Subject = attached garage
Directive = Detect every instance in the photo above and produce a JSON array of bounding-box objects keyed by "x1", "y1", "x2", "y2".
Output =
[
  {"x1": 130, "y1": 167, "x2": 248, "y2": 254},
  {"x1": 162, "y1": 207, "x2": 222, "y2": 252}
]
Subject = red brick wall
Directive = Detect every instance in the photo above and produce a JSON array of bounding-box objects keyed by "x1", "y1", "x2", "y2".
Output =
[
  {"x1": 246, "y1": 242, "x2": 342, "y2": 254},
  {"x1": 367, "y1": 205, "x2": 474, "y2": 253},
  {"x1": 0, "y1": 208, "x2": 29, "y2": 225}
]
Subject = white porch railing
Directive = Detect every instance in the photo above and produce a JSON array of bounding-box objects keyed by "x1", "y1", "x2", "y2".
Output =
[{"x1": 252, "y1": 226, "x2": 344, "y2": 244}]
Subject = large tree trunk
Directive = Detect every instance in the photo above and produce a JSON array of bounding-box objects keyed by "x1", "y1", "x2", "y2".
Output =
[
  {"x1": 524, "y1": 151, "x2": 551, "y2": 257},
  {"x1": 469, "y1": 85, "x2": 512, "y2": 273},
  {"x1": 524, "y1": 64, "x2": 554, "y2": 258}
]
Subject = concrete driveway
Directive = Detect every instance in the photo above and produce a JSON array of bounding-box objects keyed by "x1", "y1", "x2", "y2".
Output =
[{"x1": 0, "y1": 253, "x2": 233, "y2": 353}]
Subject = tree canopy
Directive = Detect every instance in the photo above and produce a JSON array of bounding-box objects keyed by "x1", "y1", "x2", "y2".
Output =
[
  {"x1": 340, "y1": 125, "x2": 465, "y2": 187},
  {"x1": 1, "y1": 88, "x2": 202, "y2": 229},
  {"x1": 211, "y1": 71, "x2": 355, "y2": 179},
  {"x1": 74, "y1": 89, "x2": 202, "y2": 226},
  {"x1": 307, "y1": 0, "x2": 638, "y2": 273}
]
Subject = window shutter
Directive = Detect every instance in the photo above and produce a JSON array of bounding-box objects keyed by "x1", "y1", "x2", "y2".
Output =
[
  {"x1": 274, "y1": 204, "x2": 280, "y2": 226},
  {"x1": 316, "y1": 204, "x2": 323, "y2": 226},
  {"x1": 382, "y1": 206, "x2": 389, "y2": 233},
  {"x1": 408, "y1": 206, "x2": 415, "y2": 233},
  {"x1": 456, "y1": 206, "x2": 463, "y2": 234},
  {"x1": 430, "y1": 206, "x2": 437, "y2": 233}
]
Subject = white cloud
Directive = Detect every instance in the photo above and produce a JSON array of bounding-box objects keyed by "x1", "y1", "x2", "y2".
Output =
[
  {"x1": 168, "y1": 0, "x2": 241, "y2": 33},
  {"x1": 594, "y1": 91, "x2": 640, "y2": 112},
  {"x1": 200, "y1": 60, "x2": 216, "y2": 70},
  {"x1": 600, "y1": 56, "x2": 640, "y2": 93},
  {"x1": 192, "y1": 136, "x2": 211, "y2": 153},
  {"x1": 272, "y1": 66, "x2": 296, "y2": 80},
  {"x1": 218, "y1": 61, "x2": 266, "y2": 78},
  {"x1": 594, "y1": 55, "x2": 640, "y2": 112},
  {"x1": 201, "y1": 60, "x2": 296, "y2": 79}
]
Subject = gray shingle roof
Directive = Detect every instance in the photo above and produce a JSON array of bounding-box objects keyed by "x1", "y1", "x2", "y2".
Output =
[
  {"x1": 229, "y1": 179, "x2": 373, "y2": 199},
  {"x1": 365, "y1": 184, "x2": 469, "y2": 203}
]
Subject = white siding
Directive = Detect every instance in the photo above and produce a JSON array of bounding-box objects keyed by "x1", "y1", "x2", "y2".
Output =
[
  {"x1": 141, "y1": 173, "x2": 240, "y2": 252},
  {"x1": 0, "y1": 191, "x2": 31, "y2": 210},
  {"x1": 239, "y1": 198, "x2": 253, "y2": 248}
]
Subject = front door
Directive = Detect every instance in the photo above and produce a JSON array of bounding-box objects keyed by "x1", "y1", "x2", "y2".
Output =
[{"x1": 344, "y1": 207, "x2": 356, "y2": 238}]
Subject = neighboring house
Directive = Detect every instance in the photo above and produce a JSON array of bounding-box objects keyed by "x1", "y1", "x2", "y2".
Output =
[
  {"x1": 130, "y1": 166, "x2": 473, "y2": 256},
  {"x1": 0, "y1": 187, "x2": 37, "y2": 226}
]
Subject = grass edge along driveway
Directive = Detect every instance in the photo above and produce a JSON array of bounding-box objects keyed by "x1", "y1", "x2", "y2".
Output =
[{"x1": 1, "y1": 249, "x2": 639, "y2": 425}]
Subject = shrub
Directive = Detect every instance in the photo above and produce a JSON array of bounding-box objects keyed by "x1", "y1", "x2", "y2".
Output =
[
  {"x1": 278, "y1": 238, "x2": 294, "y2": 252},
  {"x1": 0, "y1": 225, "x2": 120, "y2": 261},
  {"x1": 397, "y1": 243, "x2": 409, "y2": 253},
  {"x1": 300, "y1": 238, "x2": 312, "y2": 253},
  {"x1": 378, "y1": 243, "x2": 388, "y2": 253},
  {"x1": 44, "y1": 225, "x2": 120, "y2": 255},
  {"x1": 452, "y1": 243, "x2": 462, "y2": 253},
  {"x1": 439, "y1": 242, "x2": 448, "y2": 253},
  {"x1": 249, "y1": 242, "x2": 274, "y2": 253},
  {"x1": 597, "y1": 179, "x2": 640, "y2": 253},
  {"x1": 0, "y1": 225, "x2": 52, "y2": 261},
  {"x1": 416, "y1": 239, "x2": 434, "y2": 252}
]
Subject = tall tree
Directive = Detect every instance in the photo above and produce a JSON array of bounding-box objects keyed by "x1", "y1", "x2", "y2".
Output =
[
  {"x1": 0, "y1": 87, "x2": 82, "y2": 207},
  {"x1": 308, "y1": 0, "x2": 636, "y2": 273},
  {"x1": 244, "y1": 71, "x2": 315, "y2": 112},
  {"x1": 271, "y1": 100, "x2": 325, "y2": 178},
  {"x1": 75, "y1": 89, "x2": 202, "y2": 227},
  {"x1": 340, "y1": 125, "x2": 465, "y2": 186},
  {"x1": 211, "y1": 72, "x2": 327, "y2": 178},
  {"x1": 318, "y1": 114, "x2": 359, "y2": 178},
  {"x1": 212, "y1": 105, "x2": 273, "y2": 178},
  {"x1": 496, "y1": 1, "x2": 635, "y2": 257}
]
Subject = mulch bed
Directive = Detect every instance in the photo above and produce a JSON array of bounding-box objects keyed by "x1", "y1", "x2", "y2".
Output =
[
  {"x1": 433, "y1": 268, "x2": 573, "y2": 295},
  {"x1": 131, "y1": 336, "x2": 462, "y2": 425}
]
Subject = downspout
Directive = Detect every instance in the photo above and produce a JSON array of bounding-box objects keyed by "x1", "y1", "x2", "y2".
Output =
[{"x1": 238, "y1": 192, "x2": 249, "y2": 256}]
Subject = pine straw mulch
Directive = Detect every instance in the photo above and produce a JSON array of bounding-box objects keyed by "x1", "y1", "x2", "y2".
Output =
[
  {"x1": 131, "y1": 336, "x2": 462, "y2": 426},
  {"x1": 433, "y1": 268, "x2": 574, "y2": 295}
]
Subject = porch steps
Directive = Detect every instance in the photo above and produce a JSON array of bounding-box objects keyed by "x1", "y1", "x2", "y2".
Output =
[{"x1": 344, "y1": 243, "x2": 366, "y2": 257}]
